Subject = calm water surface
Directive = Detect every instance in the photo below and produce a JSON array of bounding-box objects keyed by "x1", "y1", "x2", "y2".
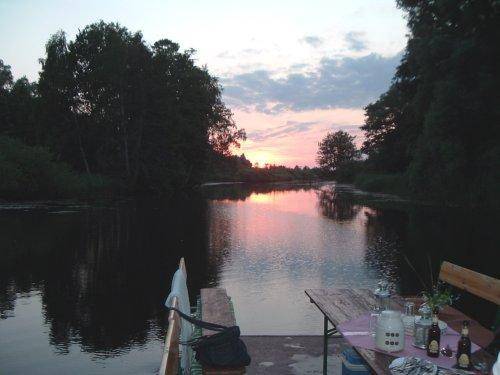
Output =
[{"x1": 0, "y1": 182, "x2": 498, "y2": 374}]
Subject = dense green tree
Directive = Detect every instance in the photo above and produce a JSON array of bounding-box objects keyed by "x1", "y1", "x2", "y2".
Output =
[
  {"x1": 8, "y1": 78, "x2": 38, "y2": 143},
  {"x1": 317, "y1": 130, "x2": 358, "y2": 172},
  {"x1": 361, "y1": 0, "x2": 500, "y2": 205},
  {"x1": 0, "y1": 60, "x2": 14, "y2": 135},
  {"x1": 34, "y1": 22, "x2": 246, "y2": 193},
  {"x1": 0, "y1": 60, "x2": 12, "y2": 89},
  {"x1": 38, "y1": 32, "x2": 82, "y2": 167},
  {"x1": 1, "y1": 22, "x2": 246, "y2": 196},
  {"x1": 67, "y1": 23, "x2": 152, "y2": 181},
  {"x1": 0, "y1": 61, "x2": 38, "y2": 144},
  {"x1": 361, "y1": 84, "x2": 414, "y2": 173}
]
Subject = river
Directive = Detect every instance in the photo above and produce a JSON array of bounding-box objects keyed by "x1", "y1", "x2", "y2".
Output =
[{"x1": 0, "y1": 182, "x2": 498, "y2": 374}]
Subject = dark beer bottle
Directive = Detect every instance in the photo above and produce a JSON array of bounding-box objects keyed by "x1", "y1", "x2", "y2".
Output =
[
  {"x1": 456, "y1": 320, "x2": 472, "y2": 370},
  {"x1": 427, "y1": 308, "x2": 440, "y2": 357}
]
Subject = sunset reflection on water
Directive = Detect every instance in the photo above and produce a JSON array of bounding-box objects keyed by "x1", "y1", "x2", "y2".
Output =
[{"x1": 206, "y1": 185, "x2": 386, "y2": 335}]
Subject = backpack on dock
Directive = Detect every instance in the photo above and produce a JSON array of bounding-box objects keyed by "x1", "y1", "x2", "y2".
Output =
[{"x1": 165, "y1": 305, "x2": 251, "y2": 368}]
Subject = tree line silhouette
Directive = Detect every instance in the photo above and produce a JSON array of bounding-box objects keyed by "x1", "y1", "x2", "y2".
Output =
[
  {"x1": 317, "y1": 1, "x2": 499, "y2": 206},
  {"x1": 359, "y1": 0, "x2": 500, "y2": 205},
  {"x1": 0, "y1": 22, "x2": 246, "y2": 198}
]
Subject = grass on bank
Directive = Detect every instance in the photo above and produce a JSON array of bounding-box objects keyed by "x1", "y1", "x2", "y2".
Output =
[
  {"x1": 332, "y1": 160, "x2": 409, "y2": 197},
  {"x1": 334, "y1": 159, "x2": 500, "y2": 208},
  {"x1": 0, "y1": 136, "x2": 112, "y2": 200},
  {"x1": 353, "y1": 173, "x2": 408, "y2": 197}
]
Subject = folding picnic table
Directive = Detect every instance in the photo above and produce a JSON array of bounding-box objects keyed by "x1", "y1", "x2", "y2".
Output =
[{"x1": 305, "y1": 288, "x2": 495, "y2": 375}]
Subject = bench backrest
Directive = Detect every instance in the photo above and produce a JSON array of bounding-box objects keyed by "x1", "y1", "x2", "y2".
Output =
[{"x1": 439, "y1": 261, "x2": 500, "y2": 305}]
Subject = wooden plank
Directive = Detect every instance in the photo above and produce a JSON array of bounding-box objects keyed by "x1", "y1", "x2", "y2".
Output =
[
  {"x1": 159, "y1": 296, "x2": 181, "y2": 375},
  {"x1": 201, "y1": 288, "x2": 236, "y2": 336},
  {"x1": 439, "y1": 261, "x2": 500, "y2": 305},
  {"x1": 306, "y1": 288, "x2": 495, "y2": 375},
  {"x1": 200, "y1": 288, "x2": 245, "y2": 374}
]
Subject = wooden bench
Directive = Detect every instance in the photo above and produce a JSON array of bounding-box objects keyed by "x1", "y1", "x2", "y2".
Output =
[
  {"x1": 439, "y1": 261, "x2": 500, "y2": 334},
  {"x1": 394, "y1": 261, "x2": 499, "y2": 348},
  {"x1": 388, "y1": 261, "x2": 499, "y2": 348},
  {"x1": 438, "y1": 261, "x2": 500, "y2": 305},
  {"x1": 159, "y1": 259, "x2": 246, "y2": 375},
  {"x1": 201, "y1": 288, "x2": 246, "y2": 375}
]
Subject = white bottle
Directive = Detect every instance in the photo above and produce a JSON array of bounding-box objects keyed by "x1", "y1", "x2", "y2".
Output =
[{"x1": 375, "y1": 310, "x2": 405, "y2": 352}]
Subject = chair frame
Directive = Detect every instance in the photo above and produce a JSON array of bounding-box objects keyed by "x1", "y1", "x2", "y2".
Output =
[{"x1": 159, "y1": 258, "x2": 186, "y2": 375}]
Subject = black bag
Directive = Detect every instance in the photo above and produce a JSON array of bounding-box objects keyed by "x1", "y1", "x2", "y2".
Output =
[{"x1": 166, "y1": 306, "x2": 251, "y2": 368}]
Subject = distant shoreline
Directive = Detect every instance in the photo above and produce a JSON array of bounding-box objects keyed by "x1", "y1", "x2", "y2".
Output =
[{"x1": 201, "y1": 181, "x2": 245, "y2": 186}]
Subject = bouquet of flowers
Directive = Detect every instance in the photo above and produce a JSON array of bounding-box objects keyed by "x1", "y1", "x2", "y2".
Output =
[{"x1": 421, "y1": 281, "x2": 456, "y2": 310}]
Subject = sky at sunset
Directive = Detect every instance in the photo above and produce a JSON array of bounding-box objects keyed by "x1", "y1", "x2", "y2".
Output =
[{"x1": 0, "y1": 0, "x2": 408, "y2": 166}]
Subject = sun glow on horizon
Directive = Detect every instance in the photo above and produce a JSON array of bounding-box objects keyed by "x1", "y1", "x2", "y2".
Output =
[
  {"x1": 244, "y1": 150, "x2": 280, "y2": 167},
  {"x1": 232, "y1": 107, "x2": 366, "y2": 167},
  {"x1": 248, "y1": 193, "x2": 275, "y2": 204}
]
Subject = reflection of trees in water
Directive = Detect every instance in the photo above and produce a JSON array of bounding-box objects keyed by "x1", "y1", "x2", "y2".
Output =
[
  {"x1": 317, "y1": 187, "x2": 361, "y2": 221},
  {"x1": 202, "y1": 182, "x2": 319, "y2": 201},
  {"x1": 205, "y1": 202, "x2": 233, "y2": 286},
  {"x1": 0, "y1": 197, "x2": 210, "y2": 356},
  {"x1": 363, "y1": 208, "x2": 406, "y2": 292},
  {"x1": 2, "y1": 185, "x2": 499, "y2": 352},
  {"x1": 361, "y1": 203, "x2": 499, "y2": 327}
]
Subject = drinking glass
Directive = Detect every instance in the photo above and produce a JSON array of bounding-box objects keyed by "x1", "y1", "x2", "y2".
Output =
[
  {"x1": 368, "y1": 311, "x2": 379, "y2": 337},
  {"x1": 402, "y1": 301, "x2": 415, "y2": 335}
]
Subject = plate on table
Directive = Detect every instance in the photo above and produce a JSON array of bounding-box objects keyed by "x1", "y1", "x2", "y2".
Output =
[{"x1": 389, "y1": 357, "x2": 438, "y2": 375}]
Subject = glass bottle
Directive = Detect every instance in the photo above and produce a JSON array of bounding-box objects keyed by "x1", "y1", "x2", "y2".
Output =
[
  {"x1": 402, "y1": 301, "x2": 415, "y2": 335},
  {"x1": 427, "y1": 308, "x2": 440, "y2": 357},
  {"x1": 370, "y1": 281, "x2": 391, "y2": 336},
  {"x1": 374, "y1": 280, "x2": 390, "y2": 312},
  {"x1": 413, "y1": 304, "x2": 432, "y2": 349},
  {"x1": 456, "y1": 320, "x2": 472, "y2": 370}
]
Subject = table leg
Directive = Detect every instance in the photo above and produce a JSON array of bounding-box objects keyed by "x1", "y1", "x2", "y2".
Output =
[
  {"x1": 323, "y1": 315, "x2": 328, "y2": 375},
  {"x1": 322, "y1": 315, "x2": 343, "y2": 374}
]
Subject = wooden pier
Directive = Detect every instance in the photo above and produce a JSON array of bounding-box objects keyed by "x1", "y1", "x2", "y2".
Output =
[{"x1": 160, "y1": 260, "x2": 499, "y2": 374}]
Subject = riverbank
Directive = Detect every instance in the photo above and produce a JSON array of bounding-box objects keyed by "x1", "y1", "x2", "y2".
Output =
[
  {"x1": 0, "y1": 136, "x2": 115, "y2": 200},
  {"x1": 352, "y1": 173, "x2": 408, "y2": 198},
  {"x1": 0, "y1": 136, "x2": 320, "y2": 201},
  {"x1": 333, "y1": 160, "x2": 499, "y2": 208},
  {"x1": 205, "y1": 157, "x2": 321, "y2": 184},
  {"x1": 332, "y1": 162, "x2": 409, "y2": 200}
]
